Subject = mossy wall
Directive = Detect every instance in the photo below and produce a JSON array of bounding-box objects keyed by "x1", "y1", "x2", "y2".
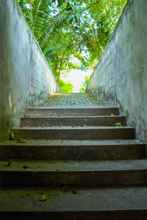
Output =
[
  {"x1": 0, "y1": 0, "x2": 57, "y2": 140},
  {"x1": 87, "y1": 0, "x2": 147, "y2": 147}
]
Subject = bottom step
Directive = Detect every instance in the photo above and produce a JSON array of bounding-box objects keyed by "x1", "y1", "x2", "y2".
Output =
[{"x1": 0, "y1": 187, "x2": 147, "y2": 219}]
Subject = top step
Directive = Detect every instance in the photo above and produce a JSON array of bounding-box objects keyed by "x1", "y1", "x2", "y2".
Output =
[{"x1": 26, "y1": 106, "x2": 119, "y2": 116}]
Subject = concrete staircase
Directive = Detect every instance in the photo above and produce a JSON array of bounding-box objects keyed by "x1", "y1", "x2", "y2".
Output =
[{"x1": 0, "y1": 94, "x2": 147, "y2": 219}]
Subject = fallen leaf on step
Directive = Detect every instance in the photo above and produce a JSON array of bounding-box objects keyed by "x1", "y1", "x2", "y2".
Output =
[
  {"x1": 114, "y1": 122, "x2": 122, "y2": 127},
  {"x1": 39, "y1": 194, "x2": 47, "y2": 202},
  {"x1": 16, "y1": 138, "x2": 27, "y2": 143},
  {"x1": 110, "y1": 113, "x2": 115, "y2": 116},
  {"x1": 22, "y1": 165, "x2": 29, "y2": 169},
  {"x1": 72, "y1": 189, "x2": 77, "y2": 194},
  {"x1": 5, "y1": 161, "x2": 12, "y2": 167}
]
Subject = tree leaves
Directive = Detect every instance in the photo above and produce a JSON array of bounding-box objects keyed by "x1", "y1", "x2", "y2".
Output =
[{"x1": 17, "y1": 0, "x2": 127, "y2": 86}]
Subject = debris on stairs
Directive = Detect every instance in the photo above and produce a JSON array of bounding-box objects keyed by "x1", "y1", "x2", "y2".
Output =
[{"x1": 0, "y1": 93, "x2": 147, "y2": 220}]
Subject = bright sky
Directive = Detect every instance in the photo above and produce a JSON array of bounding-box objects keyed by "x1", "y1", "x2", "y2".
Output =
[
  {"x1": 61, "y1": 68, "x2": 92, "y2": 92},
  {"x1": 60, "y1": 55, "x2": 93, "y2": 92}
]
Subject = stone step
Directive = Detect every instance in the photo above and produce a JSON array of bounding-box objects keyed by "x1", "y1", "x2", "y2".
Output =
[
  {"x1": 0, "y1": 187, "x2": 147, "y2": 219},
  {"x1": 0, "y1": 160, "x2": 147, "y2": 187},
  {"x1": 21, "y1": 116, "x2": 126, "y2": 127},
  {"x1": 0, "y1": 140, "x2": 145, "y2": 160},
  {"x1": 25, "y1": 106, "x2": 119, "y2": 116},
  {"x1": 12, "y1": 127, "x2": 135, "y2": 140}
]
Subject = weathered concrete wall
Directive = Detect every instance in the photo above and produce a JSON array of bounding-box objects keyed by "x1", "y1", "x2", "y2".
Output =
[
  {"x1": 0, "y1": 0, "x2": 57, "y2": 140},
  {"x1": 87, "y1": 0, "x2": 147, "y2": 145}
]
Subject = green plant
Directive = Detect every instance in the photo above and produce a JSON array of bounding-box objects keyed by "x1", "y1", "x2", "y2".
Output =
[
  {"x1": 17, "y1": 0, "x2": 127, "y2": 84},
  {"x1": 80, "y1": 75, "x2": 91, "y2": 93},
  {"x1": 58, "y1": 79, "x2": 73, "y2": 93}
]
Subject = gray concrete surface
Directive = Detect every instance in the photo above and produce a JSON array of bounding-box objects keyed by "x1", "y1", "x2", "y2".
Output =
[
  {"x1": 1, "y1": 159, "x2": 147, "y2": 171},
  {"x1": 0, "y1": 0, "x2": 57, "y2": 140},
  {"x1": 0, "y1": 187, "x2": 147, "y2": 211},
  {"x1": 0, "y1": 139, "x2": 144, "y2": 161},
  {"x1": 87, "y1": 0, "x2": 147, "y2": 149},
  {"x1": 44, "y1": 93, "x2": 100, "y2": 107}
]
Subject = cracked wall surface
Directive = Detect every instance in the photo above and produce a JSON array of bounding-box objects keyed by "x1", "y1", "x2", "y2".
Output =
[
  {"x1": 87, "y1": 0, "x2": 147, "y2": 147},
  {"x1": 0, "y1": 0, "x2": 57, "y2": 140}
]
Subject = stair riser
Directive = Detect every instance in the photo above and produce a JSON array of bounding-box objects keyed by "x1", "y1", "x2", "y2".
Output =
[
  {"x1": 26, "y1": 108, "x2": 119, "y2": 117},
  {"x1": 0, "y1": 170, "x2": 146, "y2": 187},
  {"x1": 0, "y1": 145, "x2": 145, "y2": 160},
  {"x1": 1, "y1": 211, "x2": 147, "y2": 220},
  {"x1": 21, "y1": 117, "x2": 126, "y2": 127},
  {"x1": 13, "y1": 128, "x2": 135, "y2": 140}
]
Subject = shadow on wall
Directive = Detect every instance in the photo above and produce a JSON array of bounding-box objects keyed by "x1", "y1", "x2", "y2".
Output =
[
  {"x1": 0, "y1": 0, "x2": 57, "y2": 140},
  {"x1": 87, "y1": 0, "x2": 147, "y2": 146}
]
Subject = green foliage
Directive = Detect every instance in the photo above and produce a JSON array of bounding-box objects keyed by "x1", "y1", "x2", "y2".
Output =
[
  {"x1": 58, "y1": 79, "x2": 73, "y2": 93},
  {"x1": 17, "y1": 0, "x2": 127, "y2": 81},
  {"x1": 80, "y1": 75, "x2": 91, "y2": 93}
]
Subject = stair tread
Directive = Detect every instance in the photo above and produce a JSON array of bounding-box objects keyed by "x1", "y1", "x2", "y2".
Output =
[
  {"x1": 27, "y1": 106, "x2": 119, "y2": 110},
  {"x1": 13, "y1": 126, "x2": 133, "y2": 130},
  {"x1": 0, "y1": 139, "x2": 143, "y2": 146},
  {"x1": 3, "y1": 98, "x2": 146, "y2": 214},
  {"x1": 0, "y1": 187, "x2": 147, "y2": 211},
  {"x1": 0, "y1": 160, "x2": 147, "y2": 171},
  {"x1": 22, "y1": 115, "x2": 124, "y2": 119}
]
